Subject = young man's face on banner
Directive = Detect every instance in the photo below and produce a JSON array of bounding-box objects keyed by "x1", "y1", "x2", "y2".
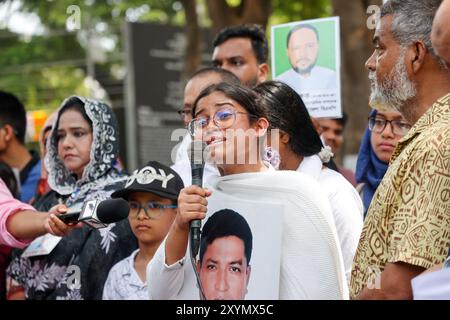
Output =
[{"x1": 197, "y1": 235, "x2": 251, "y2": 300}]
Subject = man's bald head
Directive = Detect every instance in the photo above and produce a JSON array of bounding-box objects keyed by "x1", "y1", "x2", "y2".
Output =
[{"x1": 432, "y1": 0, "x2": 450, "y2": 67}]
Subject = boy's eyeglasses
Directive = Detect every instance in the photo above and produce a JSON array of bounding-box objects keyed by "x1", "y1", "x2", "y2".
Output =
[
  {"x1": 188, "y1": 107, "x2": 257, "y2": 136},
  {"x1": 368, "y1": 117, "x2": 411, "y2": 136},
  {"x1": 129, "y1": 201, "x2": 177, "y2": 220}
]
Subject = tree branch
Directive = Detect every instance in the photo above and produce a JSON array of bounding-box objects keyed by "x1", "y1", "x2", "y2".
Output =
[
  {"x1": 331, "y1": 0, "x2": 382, "y2": 155},
  {"x1": 181, "y1": 0, "x2": 201, "y2": 75},
  {"x1": 241, "y1": 0, "x2": 272, "y2": 27},
  {"x1": 206, "y1": 0, "x2": 234, "y2": 33}
]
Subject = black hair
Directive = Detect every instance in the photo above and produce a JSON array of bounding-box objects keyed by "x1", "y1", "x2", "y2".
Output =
[
  {"x1": 332, "y1": 112, "x2": 348, "y2": 128},
  {"x1": 199, "y1": 209, "x2": 253, "y2": 265},
  {"x1": 53, "y1": 97, "x2": 93, "y2": 147},
  {"x1": 192, "y1": 82, "x2": 265, "y2": 121},
  {"x1": 254, "y1": 81, "x2": 340, "y2": 171},
  {"x1": 0, "y1": 161, "x2": 20, "y2": 199},
  {"x1": 189, "y1": 67, "x2": 241, "y2": 86},
  {"x1": 213, "y1": 24, "x2": 268, "y2": 64},
  {"x1": 381, "y1": 0, "x2": 443, "y2": 60},
  {"x1": 0, "y1": 91, "x2": 27, "y2": 144},
  {"x1": 58, "y1": 97, "x2": 92, "y2": 128},
  {"x1": 254, "y1": 81, "x2": 323, "y2": 157},
  {"x1": 286, "y1": 23, "x2": 320, "y2": 48}
]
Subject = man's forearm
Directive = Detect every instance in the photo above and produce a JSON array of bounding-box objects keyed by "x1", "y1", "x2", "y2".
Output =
[
  {"x1": 356, "y1": 287, "x2": 380, "y2": 300},
  {"x1": 356, "y1": 285, "x2": 414, "y2": 300},
  {"x1": 6, "y1": 210, "x2": 49, "y2": 240},
  {"x1": 356, "y1": 262, "x2": 425, "y2": 300}
]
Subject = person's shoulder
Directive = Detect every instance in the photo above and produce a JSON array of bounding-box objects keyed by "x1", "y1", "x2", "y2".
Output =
[
  {"x1": 251, "y1": 169, "x2": 317, "y2": 185},
  {"x1": 29, "y1": 160, "x2": 42, "y2": 177},
  {"x1": 216, "y1": 170, "x2": 321, "y2": 196},
  {"x1": 319, "y1": 167, "x2": 353, "y2": 186},
  {"x1": 407, "y1": 119, "x2": 450, "y2": 162},
  {"x1": 213, "y1": 170, "x2": 329, "y2": 208},
  {"x1": 319, "y1": 168, "x2": 358, "y2": 195},
  {"x1": 108, "y1": 252, "x2": 134, "y2": 277},
  {"x1": 314, "y1": 66, "x2": 336, "y2": 76},
  {"x1": 102, "y1": 254, "x2": 134, "y2": 300},
  {"x1": 276, "y1": 68, "x2": 297, "y2": 81},
  {"x1": 428, "y1": 115, "x2": 450, "y2": 145},
  {"x1": 258, "y1": 170, "x2": 327, "y2": 199}
]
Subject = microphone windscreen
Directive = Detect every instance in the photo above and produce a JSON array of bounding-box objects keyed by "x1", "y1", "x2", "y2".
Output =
[{"x1": 96, "y1": 198, "x2": 130, "y2": 224}]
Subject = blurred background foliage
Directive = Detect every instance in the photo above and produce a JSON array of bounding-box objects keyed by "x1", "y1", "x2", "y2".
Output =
[
  {"x1": 1, "y1": 0, "x2": 379, "y2": 156},
  {"x1": 0, "y1": 0, "x2": 332, "y2": 110}
]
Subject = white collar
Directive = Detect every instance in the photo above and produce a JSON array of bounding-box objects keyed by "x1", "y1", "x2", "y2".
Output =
[{"x1": 128, "y1": 249, "x2": 147, "y2": 287}]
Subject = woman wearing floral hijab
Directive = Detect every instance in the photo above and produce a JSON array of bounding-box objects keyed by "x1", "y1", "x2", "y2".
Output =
[{"x1": 7, "y1": 96, "x2": 137, "y2": 300}]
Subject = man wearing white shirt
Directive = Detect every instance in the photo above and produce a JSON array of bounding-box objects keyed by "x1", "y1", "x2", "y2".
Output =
[{"x1": 277, "y1": 24, "x2": 337, "y2": 93}]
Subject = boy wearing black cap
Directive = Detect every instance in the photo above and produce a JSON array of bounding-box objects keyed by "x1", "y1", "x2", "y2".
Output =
[{"x1": 102, "y1": 161, "x2": 184, "y2": 300}]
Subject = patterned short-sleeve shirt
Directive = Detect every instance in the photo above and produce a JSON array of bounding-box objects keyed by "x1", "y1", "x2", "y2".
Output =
[
  {"x1": 350, "y1": 93, "x2": 450, "y2": 298},
  {"x1": 102, "y1": 250, "x2": 148, "y2": 300}
]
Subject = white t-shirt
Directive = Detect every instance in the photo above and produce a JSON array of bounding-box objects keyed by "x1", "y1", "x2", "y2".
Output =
[
  {"x1": 102, "y1": 249, "x2": 148, "y2": 300},
  {"x1": 297, "y1": 155, "x2": 363, "y2": 282},
  {"x1": 147, "y1": 170, "x2": 348, "y2": 300},
  {"x1": 172, "y1": 134, "x2": 220, "y2": 187}
]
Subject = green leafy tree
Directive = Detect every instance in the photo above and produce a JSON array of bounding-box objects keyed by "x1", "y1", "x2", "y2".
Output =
[{"x1": 1, "y1": 0, "x2": 378, "y2": 156}]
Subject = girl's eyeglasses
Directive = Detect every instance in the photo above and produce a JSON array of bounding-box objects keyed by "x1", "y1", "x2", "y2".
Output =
[
  {"x1": 368, "y1": 117, "x2": 411, "y2": 136},
  {"x1": 188, "y1": 107, "x2": 257, "y2": 136}
]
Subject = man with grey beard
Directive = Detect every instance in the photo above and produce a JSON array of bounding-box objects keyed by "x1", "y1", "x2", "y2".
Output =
[{"x1": 350, "y1": 0, "x2": 450, "y2": 300}]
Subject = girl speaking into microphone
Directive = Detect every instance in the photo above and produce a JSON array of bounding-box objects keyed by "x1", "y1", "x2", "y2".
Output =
[{"x1": 147, "y1": 83, "x2": 348, "y2": 300}]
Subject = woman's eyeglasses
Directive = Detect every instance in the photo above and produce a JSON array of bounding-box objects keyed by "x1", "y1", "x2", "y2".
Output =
[
  {"x1": 188, "y1": 107, "x2": 256, "y2": 136},
  {"x1": 368, "y1": 117, "x2": 411, "y2": 136},
  {"x1": 129, "y1": 201, "x2": 177, "y2": 220}
]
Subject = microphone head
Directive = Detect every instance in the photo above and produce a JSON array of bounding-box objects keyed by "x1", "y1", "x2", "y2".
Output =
[
  {"x1": 187, "y1": 140, "x2": 207, "y2": 166},
  {"x1": 96, "y1": 198, "x2": 130, "y2": 224}
]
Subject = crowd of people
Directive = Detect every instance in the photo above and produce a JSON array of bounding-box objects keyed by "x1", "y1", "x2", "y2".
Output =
[{"x1": 0, "y1": 0, "x2": 449, "y2": 300}]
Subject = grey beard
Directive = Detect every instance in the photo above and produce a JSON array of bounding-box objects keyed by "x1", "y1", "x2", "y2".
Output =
[{"x1": 368, "y1": 49, "x2": 416, "y2": 115}]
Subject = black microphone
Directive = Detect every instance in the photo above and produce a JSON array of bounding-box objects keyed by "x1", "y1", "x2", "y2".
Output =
[
  {"x1": 188, "y1": 140, "x2": 206, "y2": 258},
  {"x1": 58, "y1": 198, "x2": 130, "y2": 229}
]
